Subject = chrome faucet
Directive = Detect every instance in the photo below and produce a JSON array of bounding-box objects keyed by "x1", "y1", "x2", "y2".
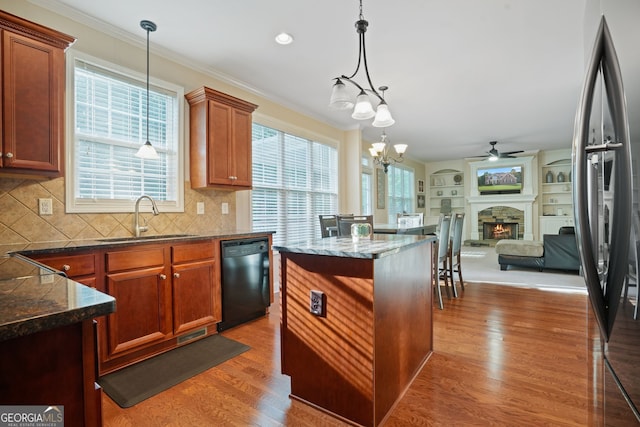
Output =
[{"x1": 134, "y1": 195, "x2": 159, "y2": 237}]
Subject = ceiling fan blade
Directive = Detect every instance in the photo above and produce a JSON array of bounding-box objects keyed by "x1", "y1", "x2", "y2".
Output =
[{"x1": 501, "y1": 150, "x2": 525, "y2": 155}]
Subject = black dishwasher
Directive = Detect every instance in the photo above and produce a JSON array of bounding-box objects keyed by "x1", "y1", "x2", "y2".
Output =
[{"x1": 218, "y1": 238, "x2": 270, "y2": 332}]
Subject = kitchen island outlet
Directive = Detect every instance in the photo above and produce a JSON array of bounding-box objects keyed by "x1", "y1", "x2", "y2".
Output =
[{"x1": 274, "y1": 234, "x2": 435, "y2": 427}]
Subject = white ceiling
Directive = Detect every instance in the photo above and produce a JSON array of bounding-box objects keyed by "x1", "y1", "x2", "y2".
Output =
[{"x1": 29, "y1": 0, "x2": 638, "y2": 162}]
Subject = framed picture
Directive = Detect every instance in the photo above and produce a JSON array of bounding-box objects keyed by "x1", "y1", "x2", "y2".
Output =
[
  {"x1": 418, "y1": 179, "x2": 424, "y2": 193},
  {"x1": 417, "y1": 194, "x2": 425, "y2": 209},
  {"x1": 376, "y1": 168, "x2": 385, "y2": 209}
]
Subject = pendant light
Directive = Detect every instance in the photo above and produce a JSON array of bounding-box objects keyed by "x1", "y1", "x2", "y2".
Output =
[
  {"x1": 135, "y1": 19, "x2": 159, "y2": 160},
  {"x1": 329, "y1": 0, "x2": 395, "y2": 128}
]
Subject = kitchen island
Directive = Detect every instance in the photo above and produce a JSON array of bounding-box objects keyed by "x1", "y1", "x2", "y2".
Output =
[{"x1": 274, "y1": 234, "x2": 435, "y2": 427}]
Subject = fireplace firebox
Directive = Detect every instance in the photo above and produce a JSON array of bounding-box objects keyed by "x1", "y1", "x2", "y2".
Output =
[{"x1": 483, "y1": 222, "x2": 519, "y2": 240}]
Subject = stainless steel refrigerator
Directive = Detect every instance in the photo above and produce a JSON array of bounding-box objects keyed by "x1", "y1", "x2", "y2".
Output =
[{"x1": 572, "y1": 12, "x2": 640, "y2": 425}]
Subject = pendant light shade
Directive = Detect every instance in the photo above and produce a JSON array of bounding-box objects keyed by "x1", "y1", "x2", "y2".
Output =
[
  {"x1": 136, "y1": 141, "x2": 158, "y2": 159},
  {"x1": 351, "y1": 90, "x2": 375, "y2": 120},
  {"x1": 329, "y1": 79, "x2": 354, "y2": 110},
  {"x1": 372, "y1": 102, "x2": 395, "y2": 127},
  {"x1": 135, "y1": 19, "x2": 159, "y2": 160}
]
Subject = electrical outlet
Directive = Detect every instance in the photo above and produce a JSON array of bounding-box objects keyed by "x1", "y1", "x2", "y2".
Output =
[
  {"x1": 221, "y1": 202, "x2": 229, "y2": 215},
  {"x1": 196, "y1": 202, "x2": 205, "y2": 215},
  {"x1": 38, "y1": 198, "x2": 53, "y2": 216},
  {"x1": 310, "y1": 290, "x2": 325, "y2": 316}
]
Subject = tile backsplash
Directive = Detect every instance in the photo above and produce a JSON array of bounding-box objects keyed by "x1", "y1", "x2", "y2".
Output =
[{"x1": 0, "y1": 177, "x2": 236, "y2": 244}]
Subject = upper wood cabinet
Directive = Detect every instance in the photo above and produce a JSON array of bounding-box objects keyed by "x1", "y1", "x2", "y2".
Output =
[
  {"x1": 0, "y1": 11, "x2": 75, "y2": 177},
  {"x1": 186, "y1": 87, "x2": 258, "y2": 190}
]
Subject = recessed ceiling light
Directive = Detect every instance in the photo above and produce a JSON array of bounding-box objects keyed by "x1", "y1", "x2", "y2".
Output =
[{"x1": 275, "y1": 32, "x2": 294, "y2": 45}]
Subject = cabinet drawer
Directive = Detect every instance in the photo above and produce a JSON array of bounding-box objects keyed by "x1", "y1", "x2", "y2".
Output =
[
  {"x1": 172, "y1": 241, "x2": 215, "y2": 264},
  {"x1": 33, "y1": 253, "x2": 95, "y2": 277},
  {"x1": 106, "y1": 248, "x2": 165, "y2": 273}
]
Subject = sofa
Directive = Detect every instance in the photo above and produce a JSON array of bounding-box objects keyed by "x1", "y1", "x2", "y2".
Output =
[{"x1": 495, "y1": 227, "x2": 580, "y2": 272}]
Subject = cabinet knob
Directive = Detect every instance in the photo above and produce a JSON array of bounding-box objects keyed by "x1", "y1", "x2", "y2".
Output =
[
  {"x1": 229, "y1": 176, "x2": 237, "y2": 180},
  {"x1": 62, "y1": 264, "x2": 71, "y2": 271},
  {"x1": 174, "y1": 273, "x2": 180, "y2": 279},
  {"x1": 5, "y1": 152, "x2": 13, "y2": 158},
  {"x1": 159, "y1": 274, "x2": 167, "y2": 280}
]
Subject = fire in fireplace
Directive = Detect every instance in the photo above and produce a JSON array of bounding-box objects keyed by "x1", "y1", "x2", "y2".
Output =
[{"x1": 483, "y1": 221, "x2": 519, "y2": 240}]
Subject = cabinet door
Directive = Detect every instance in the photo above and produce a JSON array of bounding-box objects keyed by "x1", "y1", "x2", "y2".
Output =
[
  {"x1": 172, "y1": 259, "x2": 220, "y2": 335},
  {"x1": 231, "y1": 108, "x2": 252, "y2": 187},
  {"x1": 207, "y1": 100, "x2": 233, "y2": 186},
  {"x1": 104, "y1": 266, "x2": 172, "y2": 358},
  {"x1": 1, "y1": 30, "x2": 64, "y2": 175}
]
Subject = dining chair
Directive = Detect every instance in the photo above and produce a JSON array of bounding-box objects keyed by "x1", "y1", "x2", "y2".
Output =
[
  {"x1": 336, "y1": 215, "x2": 373, "y2": 236},
  {"x1": 318, "y1": 214, "x2": 338, "y2": 238},
  {"x1": 433, "y1": 214, "x2": 452, "y2": 310},
  {"x1": 447, "y1": 213, "x2": 465, "y2": 298}
]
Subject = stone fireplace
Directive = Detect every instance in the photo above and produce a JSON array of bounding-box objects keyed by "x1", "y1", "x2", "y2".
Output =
[{"x1": 467, "y1": 156, "x2": 537, "y2": 241}]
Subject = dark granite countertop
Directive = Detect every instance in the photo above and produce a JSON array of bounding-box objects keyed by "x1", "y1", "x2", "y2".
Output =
[
  {"x1": 0, "y1": 230, "x2": 275, "y2": 257},
  {"x1": 273, "y1": 234, "x2": 435, "y2": 259},
  {"x1": 0, "y1": 255, "x2": 115, "y2": 342}
]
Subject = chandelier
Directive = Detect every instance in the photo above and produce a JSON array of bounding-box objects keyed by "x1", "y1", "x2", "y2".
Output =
[
  {"x1": 329, "y1": 0, "x2": 395, "y2": 127},
  {"x1": 369, "y1": 130, "x2": 407, "y2": 173}
]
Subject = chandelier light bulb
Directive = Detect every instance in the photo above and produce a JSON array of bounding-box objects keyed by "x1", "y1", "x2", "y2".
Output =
[
  {"x1": 372, "y1": 142, "x2": 387, "y2": 153},
  {"x1": 394, "y1": 144, "x2": 408, "y2": 155}
]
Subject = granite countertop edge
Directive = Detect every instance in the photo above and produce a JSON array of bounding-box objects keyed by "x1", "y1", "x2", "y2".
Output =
[
  {"x1": 0, "y1": 296, "x2": 116, "y2": 342},
  {"x1": 1, "y1": 230, "x2": 276, "y2": 257},
  {"x1": 273, "y1": 234, "x2": 435, "y2": 259}
]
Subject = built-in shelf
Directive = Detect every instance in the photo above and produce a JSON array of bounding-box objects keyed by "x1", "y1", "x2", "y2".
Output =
[
  {"x1": 429, "y1": 169, "x2": 465, "y2": 217},
  {"x1": 540, "y1": 159, "x2": 573, "y2": 235}
]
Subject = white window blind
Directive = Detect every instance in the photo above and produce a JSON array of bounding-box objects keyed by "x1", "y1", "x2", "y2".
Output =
[
  {"x1": 252, "y1": 123, "x2": 338, "y2": 245},
  {"x1": 387, "y1": 165, "x2": 415, "y2": 222},
  {"x1": 67, "y1": 54, "x2": 183, "y2": 212}
]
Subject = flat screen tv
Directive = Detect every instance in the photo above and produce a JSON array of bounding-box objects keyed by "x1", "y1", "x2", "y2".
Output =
[{"x1": 477, "y1": 166, "x2": 523, "y2": 195}]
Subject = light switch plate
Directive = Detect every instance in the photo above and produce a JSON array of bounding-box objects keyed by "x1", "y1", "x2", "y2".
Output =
[
  {"x1": 196, "y1": 202, "x2": 205, "y2": 215},
  {"x1": 38, "y1": 198, "x2": 53, "y2": 216},
  {"x1": 221, "y1": 202, "x2": 229, "y2": 215}
]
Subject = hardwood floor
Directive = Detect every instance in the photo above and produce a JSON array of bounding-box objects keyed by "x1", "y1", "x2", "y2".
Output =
[{"x1": 102, "y1": 282, "x2": 591, "y2": 426}]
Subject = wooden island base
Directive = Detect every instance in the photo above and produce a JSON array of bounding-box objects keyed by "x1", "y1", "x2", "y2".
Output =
[{"x1": 277, "y1": 235, "x2": 434, "y2": 427}]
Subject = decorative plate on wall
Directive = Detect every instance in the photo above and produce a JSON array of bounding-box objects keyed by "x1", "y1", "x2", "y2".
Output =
[{"x1": 454, "y1": 174, "x2": 462, "y2": 185}]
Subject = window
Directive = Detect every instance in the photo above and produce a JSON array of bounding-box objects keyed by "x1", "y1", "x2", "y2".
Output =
[
  {"x1": 387, "y1": 165, "x2": 415, "y2": 223},
  {"x1": 66, "y1": 52, "x2": 184, "y2": 213},
  {"x1": 361, "y1": 155, "x2": 373, "y2": 215},
  {"x1": 251, "y1": 123, "x2": 338, "y2": 245}
]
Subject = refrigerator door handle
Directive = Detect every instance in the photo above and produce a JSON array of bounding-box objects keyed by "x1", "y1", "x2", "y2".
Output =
[{"x1": 572, "y1": 16, "x2": 633, "y2": 340}]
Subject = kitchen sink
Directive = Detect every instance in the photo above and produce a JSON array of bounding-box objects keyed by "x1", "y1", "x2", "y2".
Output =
[{"x1": 99, "y1": 234, "x2": 196, "y2": 243}]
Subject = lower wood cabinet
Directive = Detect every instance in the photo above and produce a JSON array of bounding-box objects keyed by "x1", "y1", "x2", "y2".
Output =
[
  {"x1": 32, "y1": 238, "x2": 225, "y2": 375},
  {"x1": 104, "y1": 246, "x2": 172, "y2": 359},
  {"x1": 28, "y1": 235, "x2": 273, "y2": 376},
  {"x1": 171, "y1": 241, "x2": 220, "y2": 334},
  {"x1": 31, "y1": 252, "x2": 97, "y2": 288},
  {"x1": 99, "y1": 240, "x2": 220, "y2": 374}
]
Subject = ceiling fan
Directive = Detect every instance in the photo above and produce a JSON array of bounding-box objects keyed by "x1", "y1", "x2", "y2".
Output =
[{"x1": 476, "y1": 141, "x2": 524, "y2": 161}]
